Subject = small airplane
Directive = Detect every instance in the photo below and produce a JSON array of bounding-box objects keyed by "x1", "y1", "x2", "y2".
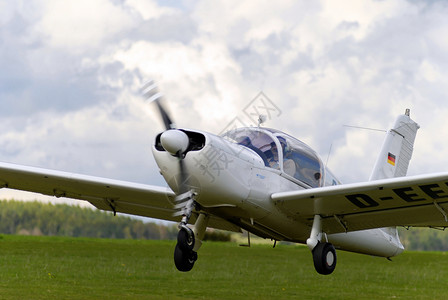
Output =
[{"x1": 1, "y1": 81, "x2": 447, "y2": 275}]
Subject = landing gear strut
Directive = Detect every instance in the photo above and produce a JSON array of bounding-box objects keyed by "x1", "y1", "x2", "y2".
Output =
[
  {"x1": 307, "y1": 215, "x2": 337, "y2": 275},
  {"x1": 173, "y1": 191, "x2": 208, "y2": 272}
]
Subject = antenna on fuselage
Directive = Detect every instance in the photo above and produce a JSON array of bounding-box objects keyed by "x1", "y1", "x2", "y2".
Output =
[
  {"x1": 325, "y1": 143, "x2": 333, "y2": 168},
  {"x1": 342, "y1": 125, "x2": 386, "y2": 133}
]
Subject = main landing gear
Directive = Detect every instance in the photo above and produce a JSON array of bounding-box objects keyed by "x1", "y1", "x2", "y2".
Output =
[
  {"x1": 173, "y1": 191, "x2": 208, "y2": 272},
  {"x1": 307, "y1": 215, "x2": 337, "y2": 275},
  {"x1": 312, "y1": 241, "x2": 337, "y2": 275}
]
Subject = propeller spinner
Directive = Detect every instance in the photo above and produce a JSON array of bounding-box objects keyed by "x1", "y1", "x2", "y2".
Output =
[{"x1": 160, "y1": 129, "x2": 189, "y2": 157}]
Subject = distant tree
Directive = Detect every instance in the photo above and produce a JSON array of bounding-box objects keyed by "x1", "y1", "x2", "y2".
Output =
[
  {"x1": 0, "y1": 200, "x2": 178, "y2": 241},
  {"x1": 399, "y1": 227, "x2": 448, "y2": 251},
  {"x1": 203, "y1": 229, "x2": 231, "y2": 242}
]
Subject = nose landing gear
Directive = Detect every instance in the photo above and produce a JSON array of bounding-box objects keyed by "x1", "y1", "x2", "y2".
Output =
[{"x1": 173, "y1": 190, "x2": 209, "y2": 272}]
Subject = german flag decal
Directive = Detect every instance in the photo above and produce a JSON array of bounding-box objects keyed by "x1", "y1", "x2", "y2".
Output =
[{"x1": 387, "y1": 152, "x2": 396, "y2": 166}]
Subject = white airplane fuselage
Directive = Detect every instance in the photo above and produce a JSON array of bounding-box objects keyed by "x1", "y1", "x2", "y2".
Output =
[{"x1": 152, "y1": 127, "x2": 404, "y2": 258}]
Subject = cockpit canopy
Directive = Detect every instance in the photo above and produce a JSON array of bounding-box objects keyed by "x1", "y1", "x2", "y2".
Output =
[{"x1": 223, "y1": 127, "x2": 339, "y2": 188}]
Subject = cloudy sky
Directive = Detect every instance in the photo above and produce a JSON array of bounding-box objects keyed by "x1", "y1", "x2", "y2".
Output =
[{"x1": 1, "y1": 0, "x2": 448, "y2": 205}]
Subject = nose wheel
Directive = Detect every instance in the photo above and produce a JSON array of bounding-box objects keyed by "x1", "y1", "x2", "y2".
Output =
[
  {"x1": 174, "y1": 225, "x2": 197, "y2": 272},
  {"x1": 174, "y1": 243, "x2": 197, "y2": 272}
]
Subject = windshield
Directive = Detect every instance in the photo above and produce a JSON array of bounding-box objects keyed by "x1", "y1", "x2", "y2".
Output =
[
  {"x1": 223, "y1": 127, "x2": 325, "y2": 187},
  {"x1": 276, "y1": 133, "x2": 322, "y2": 187},
  {"x1": 222, "y1": 128, "x2": 279, "y2": 169}
]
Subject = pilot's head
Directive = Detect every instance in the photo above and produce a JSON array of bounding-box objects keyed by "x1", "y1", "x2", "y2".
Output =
[
  {"x1": 278, "y1": 136, "x2": 290, "y2": 153},
  {"x1": 269, "y1": 142, "x2": 279, "y2": 160},
  {"x1": 238, "y1": 136, "x2": 252, "y2": 146}
]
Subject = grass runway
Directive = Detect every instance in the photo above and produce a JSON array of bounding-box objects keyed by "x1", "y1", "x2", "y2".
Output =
[{"x1": 0, "y1": 235, "x2": 447, "y2": 299}]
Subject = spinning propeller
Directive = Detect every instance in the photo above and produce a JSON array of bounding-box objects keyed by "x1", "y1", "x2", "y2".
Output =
[
  {"x1": 141, "y1": 80, "x2": 190, "y2": 194},
  {"x1": 142, "y1": 80, "x2": 198, "y2": 271}
]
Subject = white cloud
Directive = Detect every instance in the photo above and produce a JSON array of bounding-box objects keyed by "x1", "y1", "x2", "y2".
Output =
[
  {"x1": 3, "y1": 0, "x2": 448, "y2": 199},
  {"x1": 106, "y1": 0, "x2": 448, "y2": 184},
  {"x1": 125, "y1": 0, "x2": 177, "y2": 20},
  {"x1": 102, "y1": 39, "x2": 245, "y2": 132},
  {"x1": 0, "y1": 96, "x2": 164, "y2": 184},
  {"x1": 34, "y1": 0, "x2": 136, "y2": 51},
  {"x1": 321, "y1": 0, "x2": 414, "y2": 39}
]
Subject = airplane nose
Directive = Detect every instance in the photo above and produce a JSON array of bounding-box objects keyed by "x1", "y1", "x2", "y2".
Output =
[{"x1": 160, "y1": 129, "x2": 190, "y2": 156}]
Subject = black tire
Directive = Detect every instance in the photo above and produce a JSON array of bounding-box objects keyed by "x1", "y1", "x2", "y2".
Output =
[
  {"x1": 312, "y1": 242, "x2": 337, "y2": 275},
  {"x1": 174, "y1": 244, "x2": 197, "y2": 272},
  {"x1": 177, "y1": 227, "x2": 195, "y2": 251}
]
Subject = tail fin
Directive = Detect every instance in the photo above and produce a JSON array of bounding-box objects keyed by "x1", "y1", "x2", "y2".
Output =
[
  {"x1": 369, "y1": 109, "x2": 420, "y2": 181},
  {"x1": 368, "y1": 109, "x2": 419, "y2": 254}
]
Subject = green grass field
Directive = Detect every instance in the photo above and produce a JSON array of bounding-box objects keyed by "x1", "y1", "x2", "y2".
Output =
[{"x1": 0, "y1": 235, "x2": 447, "y2": 299}]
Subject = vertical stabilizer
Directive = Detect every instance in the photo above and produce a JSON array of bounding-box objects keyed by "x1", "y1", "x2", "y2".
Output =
[
  {"x1": 332, "y1": 109, "x2": 417, "y2": 256},
  {"x1": 369, "y1": 109, "x2": 420, "y2": 181}
]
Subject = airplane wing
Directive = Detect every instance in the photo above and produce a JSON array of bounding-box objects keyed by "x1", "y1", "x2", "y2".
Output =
[
  {"x1": 0, "y1": 162, "x2": 240, "y2": 232},
  {"x1": 272, "y1": 172, "x2": 448, "y2": 234}
]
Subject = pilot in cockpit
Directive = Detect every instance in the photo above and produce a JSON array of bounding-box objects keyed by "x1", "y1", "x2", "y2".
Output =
[
  {"x1": 266, "y1": 142, "x2": 279, "y2": 169},
  {"x1": 278, "y1": 137, "x2": 296, "y2": 176},
  {"x1": 266, "y1": 138, "x2": 296, "y2": 176},
  {"x1": 238, "y1": 136, "x2": 269, "y2": 166}
]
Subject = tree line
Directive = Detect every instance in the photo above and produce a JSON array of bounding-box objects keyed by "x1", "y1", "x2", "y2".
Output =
[
  {"x1": 0, "y1": 200, "x2": 178, "y2": 240},
  {"x1": 398, "y1": 227, "x2": 448, "y2": 251},
  {"x1": 2, "y1": 200, "x2": 446, "y2": 249},
  {"x1": 0, "y1": 200, "x2": 231, "y2": 242}
]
